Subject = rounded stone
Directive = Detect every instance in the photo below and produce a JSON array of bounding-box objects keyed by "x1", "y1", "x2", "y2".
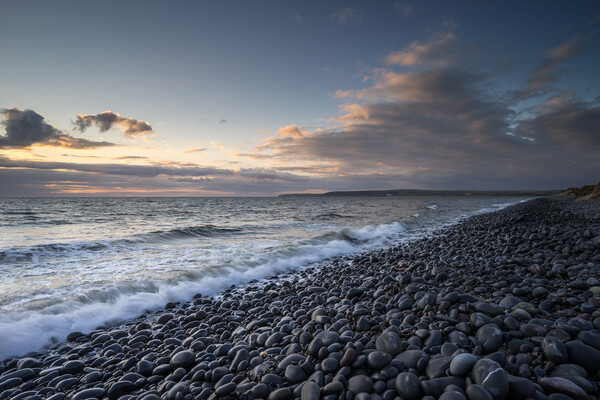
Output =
[
  {"x1": 426, "y1": 356, "x2": 452, "y2": 379},
  {"x1": 395, "y1": 372, "x2": 422, "y2": 400},
  {"x1": 367, "y1": 350, "x2": 392, "y2": 370},
  {"x1": 267, "y1": 387, "x2": 292, "y2": 400},
  {"x1": 566, "y1": 340, "x2": 600, "y2": 370},
  {"x1": 165, "y1": 383, "x2": 190, "y2": 400},
  {"x1": 136, "y1": 360, "x2": 154, "y2": 376},
  {"x1": 301, "y1": 381, "x2": 320, "y2": 400},
  {"x1": 215, "y1": 382, "x2": 236, "y2": 397},
  {"x1": 439, "y1": 391, "x2": 467, "y2": 400},
  {"x1": 169, "y1": 350, "x2": 195, "y2": 370},
  {"x1": 285, "y1": 365, "x2": 306, "y2": 384},
  {"x1": 61, "y1": 360, "x2": 84, "y2": 375},
  {"x1": 476, "y1": 324, "x2": 503, "y2": 354},
  {"x1": 450, "y1": 353, "x2": 478, "y2": 377},
  {"x1": 471, "y1": 359, "x2": 508, "y2": 400},
  {"x1": 538, "y1": 377, "x2": 588, "y2": 400},
  {"x1": 542, "y1": 336, "x2": 568, "y2": 364},
  {"x1": 376, "y1": 330, "x2": 403, "y2": 356},
  {"x1": 72, "y1": 389, "x2": 106, "y2": 400},
  {"x1": 321, "y1": 357, "x2": 339, "y2": 373},
  {"x1": 466, "y1": 384, "x2": 493, "y2": 400},
  {"x1": 107, "y1": 381, "x2": 135, "y2": 400},
  {"x1": 348, "y1": 375, "x2": 373, "y2": 394}
]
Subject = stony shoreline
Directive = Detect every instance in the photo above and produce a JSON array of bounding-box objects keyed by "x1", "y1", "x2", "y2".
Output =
[{"x1": 1, "y1": 196, "x2": 599, "y2": 400}]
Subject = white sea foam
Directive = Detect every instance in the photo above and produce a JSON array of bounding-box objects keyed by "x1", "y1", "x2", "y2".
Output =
[{"x1": 0, "y1": 220, "x2": 408, "y2": 359}]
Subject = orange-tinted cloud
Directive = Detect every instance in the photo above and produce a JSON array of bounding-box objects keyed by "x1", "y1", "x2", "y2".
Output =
[
  {"x1": 385, "y1": 33, "x2": 460, "y2": 67},
  {"x1": 181, "y1": 148, "x2": 207, "y2": 154},
  {"x1": 74, "y1": 111, "x2": 153, "y2": 138}
]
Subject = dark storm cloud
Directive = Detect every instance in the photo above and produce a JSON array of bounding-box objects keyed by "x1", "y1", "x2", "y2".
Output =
[
  {"x1": 74, "y1": 111, "x2": 153, "y2": 138},
  {"x1": 0, "y1": 108, "x2": 115, "y2": 149}
]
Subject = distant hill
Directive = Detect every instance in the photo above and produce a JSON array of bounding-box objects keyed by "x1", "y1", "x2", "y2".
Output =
[
  {"x1": 558, "y1": 182, "x2": 600, "y2": 201},
  {"x1": 278, "y1": 189, "x2": 558, "y2": 198}
]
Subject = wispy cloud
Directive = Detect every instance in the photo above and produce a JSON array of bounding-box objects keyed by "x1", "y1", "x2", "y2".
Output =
[
  {"x1": 0, "y1": 108, "x2": 115, "y2": 149},
  {"x1": 394, "y1": 2, "x2": 420, "y2": 17},
  {"x1": 384, "y1": 23, "x2": 476, "y2": 68},
  {"x1": 219, "y1": 119, "x2": 228, "y2": 124},
  {"x1": 332, "y1": 8, "x2": 363, "y2": 26},
  {"x1": 114, "y1": 155, "x2": 149, "y2": 160},
  {"x1": 74, "y1": 111, "x2": 153, "y2": 138},
  {"x1": 518, "y1": 33, "x2": 588, "y2": 99},
  {"x1": 181, "y1": 148, "x2": 207, "y2": 154}
]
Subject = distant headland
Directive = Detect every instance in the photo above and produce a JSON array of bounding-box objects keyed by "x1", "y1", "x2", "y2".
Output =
[{"x1": 278, "y1": 189, "x2": 559, "y2": 198}]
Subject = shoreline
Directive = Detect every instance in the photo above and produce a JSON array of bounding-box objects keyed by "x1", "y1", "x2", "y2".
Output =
[{"x1": 1, "y1": 196, "x2": 599, "y2": 400}]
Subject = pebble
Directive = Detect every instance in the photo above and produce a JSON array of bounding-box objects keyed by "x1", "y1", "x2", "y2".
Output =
[
  {"x1": 169, "y1": 350, "x2": 195, "y2": 370},
  {"x1": 476, "y1": 324, "x2": 503, "y2": 354},
  {"x1": 542, "y1": 336, "x2": 569, "y2": 364},
  {"x1": 301, "y1": 381, "x2": 320, "y2": 400},
  {"x1": 538, "y1": 377, "x2": 589, "y2": 400},
  {"x1": 471, "y1": 359, "x2": 509, "y2": 400},
  {"x1": 107, "y1": 381, "x2": 135, "y2": 400},
  {"x1": 367, "y1": 351, "x2": 391, "y2": 370},
  {"x1": 449, "y1": 353, "x2": 478, "y2": 376},
  {"x1": 395, "y1": 372, "x2": 422, "y2": 400},
  {"x1": 348, "y1": 375, "x2": 373, "y2": 394},
  {"x1": 375, "y1": 330, "x2": 403, "y2": 356}
]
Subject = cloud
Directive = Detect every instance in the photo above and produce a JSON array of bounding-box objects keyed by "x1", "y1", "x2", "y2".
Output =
[
  {"x1": 219, "y1": 119, "x2": 228, "y2": 124},
  {"x1": 277, "y1": 125, "x2": 308, "y2": 139},
  {"x1": 394, "y1": 2, "x2": 419, "y2": 17},
  {"x1": 115, "y1": 155, "x2": 149, "y2": 160},
  {"x1": 0, "y1": 155, "x2": 342, "y2": 196},
  {"x1": 0, "y1": 157, "x2": 234, "y2": 178},
  {"x1": 332, "y1": 8, "x2": 363, "y2": 26},
  {"x1": 519, "y1": 33, "x2": 588, "y2": 98},
  {"x1": 243, "y1": 31, "x2": 599, "y2": 189},
  {"x1": 515, "y1": 95, "x2": 600, "y2": 152},
  {"x1": 384, "y1": 23, "x2": 477, "y2": 69},
  {"x1": 181, "y1": 148, "x2": 207, "y2": 154},
  {"x1": 385, "y1": 33, "x2": 459, "y2": 67},
  {"x1": 74, "y1": 111, "x2": 153, "y2": 138},
  {"x1": 0, "y1": 108, "x2": 115, "y2": 149}
]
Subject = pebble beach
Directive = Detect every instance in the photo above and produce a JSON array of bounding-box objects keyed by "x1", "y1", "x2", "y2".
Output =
[{"x1": 1, "y1": 196, "x2": 599, "y2": 400}]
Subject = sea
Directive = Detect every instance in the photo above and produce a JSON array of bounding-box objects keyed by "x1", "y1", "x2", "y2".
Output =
[{"x1": 0, "y1": 196, "x2": 527, "y2": 360}]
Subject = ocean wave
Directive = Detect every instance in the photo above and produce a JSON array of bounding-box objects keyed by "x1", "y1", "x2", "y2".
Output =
[
  {"x1": 0, "y1": 225, "x2": 243, "y2": 263},
  {"x1": 315, "y1": 212, "x2": 355, "y2": 221},
  {"x1": 133, "y1": 225, "x2": 244, "y2": 243},
  {"x1": 0, "y1": 219, "x2": 408, "y2": 359}
]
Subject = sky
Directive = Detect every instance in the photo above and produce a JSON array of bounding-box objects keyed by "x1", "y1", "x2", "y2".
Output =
[{"x1": 0, "y1": 1, "x2": 599, "y2": 196}]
